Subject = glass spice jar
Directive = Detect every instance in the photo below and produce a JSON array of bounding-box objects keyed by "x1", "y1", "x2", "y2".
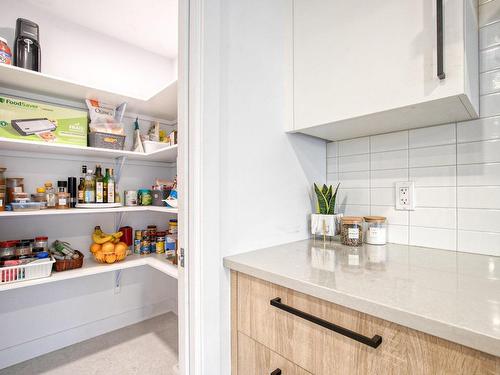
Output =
[
  {"x1": 56, "y1": 181, "x2": 70, "y2": 209},
  {"x1": 363, "y1": 216, "x2": 387, "y2": 245},
  {"x1": 340, "y1": 216, "x2": 363, "y2": 246}
]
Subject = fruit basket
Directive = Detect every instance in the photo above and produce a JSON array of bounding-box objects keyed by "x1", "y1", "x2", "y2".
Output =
[{"x1": 90, "y1": 226, "x2": 128, "y2": 264}]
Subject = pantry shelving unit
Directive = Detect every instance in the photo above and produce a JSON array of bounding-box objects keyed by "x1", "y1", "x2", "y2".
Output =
[
  {"x1": 0, "y1": 253, "x2": 178, "y2": 293},
  {"x1": 0, "y1": 63, "x2": 178, "y2": 121},
  {"x1": 0, "y1": 206, "x2": 178, "y2": 218}
]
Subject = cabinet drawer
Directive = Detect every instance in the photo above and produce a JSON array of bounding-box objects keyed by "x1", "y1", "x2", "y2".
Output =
[
  {"x1": 236, "y1": 272, "x2": 499, "y2": 375},
  {"x1": 238, "y1": 332, "x2": 311, "y2": 375}
]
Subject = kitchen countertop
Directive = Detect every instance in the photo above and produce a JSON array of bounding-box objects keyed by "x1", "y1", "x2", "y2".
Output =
[{"x1": 223, "y1": 239, "x2": 500, "y2": 357}]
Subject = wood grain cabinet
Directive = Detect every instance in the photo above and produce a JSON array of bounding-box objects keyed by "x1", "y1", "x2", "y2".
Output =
[
  {"x1": 231, "y1": 272, "x2": 500, "y2": 375},
  {"x1": 290, "y1": 0, "x2": 479, "y2": 141}
]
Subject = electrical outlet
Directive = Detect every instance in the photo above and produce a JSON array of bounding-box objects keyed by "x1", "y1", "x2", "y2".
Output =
[{"x1": 395, "y1": 182, "x2": 415, "y2": 210}]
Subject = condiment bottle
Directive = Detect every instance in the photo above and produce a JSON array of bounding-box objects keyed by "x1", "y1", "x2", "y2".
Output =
[
  {"x1": 44, "y1": 182, "x2": 57, "y2": 208},
  {"x1": 56, "y1": 181, "x2": 70, "y2": 209}
]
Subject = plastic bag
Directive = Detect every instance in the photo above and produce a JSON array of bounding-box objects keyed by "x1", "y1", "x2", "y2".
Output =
[{"x1": 86, "y1": 99, "x2": 126, "y2": 135}]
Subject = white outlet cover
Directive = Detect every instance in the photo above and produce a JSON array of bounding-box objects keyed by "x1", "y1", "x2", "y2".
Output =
[{"x1": 395, "y1": 181, "x2": 415, "y2": 210}]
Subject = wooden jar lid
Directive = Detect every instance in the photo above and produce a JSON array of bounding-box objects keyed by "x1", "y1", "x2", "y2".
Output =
[
  {"x1": 363, "y1": 216, "x2": 386, "y2": 223},
  {"x1": 341, "y1": 216, "x2": 363, "y2": 224}
]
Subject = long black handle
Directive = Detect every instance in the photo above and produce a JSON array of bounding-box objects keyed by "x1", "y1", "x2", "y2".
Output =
[
  {"x1": 437, "y1": 0, "x2": 446, "y2": 80},
  {"x1": 271, "y1": 370, "x2": 281, "y2": 375},
  {"x1": 270, "y1": 298, "x2": 382, "y2": 348}
]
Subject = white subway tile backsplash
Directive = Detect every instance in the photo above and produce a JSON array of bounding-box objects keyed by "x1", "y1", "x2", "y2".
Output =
[
  {"x1": 457, "y1": 139, "x2": 500, "y2": 164},
  {"x1": 327, "y1": 157, "x2": 338, "y2": 174},
  {"x1": 480, "y1": 20, "x2": 500, "y2": 49},
  {"x1": 387, "y1": 225, "x2": 409, "y2": 245},
  {"x1": 339, "y1": 154, "x2": 369, "y2": 172},
  {"x1": 457, "y1": 163, "x2": 500, "y2": 185},
  {"x1": 326, "y1": 173, "x2": 339, "y2": 186},
  {"x1": 409, "y1": 227, "x2": 456, "y2": 251},
  {"x1": 480, "y1": 45, "x2": 500, "y2": 72},
  {"x1": 458, "y1": 186, "x2": 500, "y2": 209},
  {"x1": 370, "y1": 188, "x2": 394, "y2": 206},
  {"x1": 370, "y1": 131, "x2": 408, "y2": 153},
  {"x1": 371, "y1": 206, "x2": 409, "y2": 226},
  {"x1": 409, "y1": 166, "x2": 456, "y2": 187},
  {"x1": 337, "y1": 205, "x2": 370, "y2": 217},
  {"x1": 409, "y1": 144, "x2": 456, "y2": 168},
  {"x1": 321, "y1": 4, "x2": 500, "y2": 256},
  {"x1": 337, "y1": 189, "x2": 370, "y2": 206},
  {"x1": 457, "y1": 116, "x2": 500, "y2": 142},
  {"x1": 409, "y1": 124, "x2": 456, "y2": 148},
  {"x1": 415, "y1": 187, "x2": 456, "y2": 208},
  {"x1": 480, "y1": 69, "x2": 500, "y2": 95},
  {"x1": 338, "y1": 171, "x2": 369, "y2": 188},
  {"x1": 458, "y1": 230, "x2": 500, "y2": 256},
  {"x1": 458, "y1": 208, "x2": 500, "y2": 232},
  {"x1": 327, "y1": 142, "x2": 339, "y2": 158},
  {"x1": 480, "y1": 92, "x2": 500, "y2": 117},
  {"x1": 339, "y1": 137, "x2": 369, "y2": 156},
  {"x1": 370, "y1": 150, "x2": 407, "y2": 170},
  {"x1": 370, "y1": 168, "x2": 408, "y2": 188},
  {"x1": 479, "y1": 0, "x2": 500, "y2": 27},
  {"x1": 410, "y1": 208, "x2": 456, "y2": 230}
]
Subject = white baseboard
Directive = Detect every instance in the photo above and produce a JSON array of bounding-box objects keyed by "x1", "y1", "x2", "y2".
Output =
[{"x1": 0, "y1": 298, "x2": 176, "y2": 369}]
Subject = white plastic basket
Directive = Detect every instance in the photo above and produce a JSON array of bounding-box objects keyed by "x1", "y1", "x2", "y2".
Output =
[{"x1": 0, "y1": 257, "x2": 55, "y2": 285}]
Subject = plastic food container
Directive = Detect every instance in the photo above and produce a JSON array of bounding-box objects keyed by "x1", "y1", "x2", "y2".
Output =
[
  {"x1": 364, "y1": 216, "x2": 387, "y2": 245},
  {"x1": 340, "y1": 216, "x2": 363, "y2": 246},
  {"x1": 33, "y1": 237, "x2": 49, "y2": 252},
  {"x1": 6, "y1": 178, "x2": 24, "y2": 204},
  {"x1": 11, "y1": 202, "x2": 42, "y2": 211},
  {"x1": 143, "y1": 141, "x2": 172, "y2": 153}
]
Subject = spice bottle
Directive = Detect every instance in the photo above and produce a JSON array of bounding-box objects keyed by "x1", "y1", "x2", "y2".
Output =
[
  {"x1": 44, "y1": 182, "x2": 57, "y2": 208},
  {"x1": 77, "y1": 177, "x2": 85, "y2": 204},
  {"x1": 56, "y1": 181, "x2": 70, "y2": 209}
]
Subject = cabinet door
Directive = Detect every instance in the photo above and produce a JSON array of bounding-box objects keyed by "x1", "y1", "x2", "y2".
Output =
[
  {"x1": 237, "y1": 332, "x2": 311, "y2": 375},
  {"x1": 293, "y1": 0, "x2": 475, "y2": 135}
]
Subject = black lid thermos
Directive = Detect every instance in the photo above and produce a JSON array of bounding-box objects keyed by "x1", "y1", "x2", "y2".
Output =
[{"x1": 68, "y1": 177, "x2": 77, "y2": 208}]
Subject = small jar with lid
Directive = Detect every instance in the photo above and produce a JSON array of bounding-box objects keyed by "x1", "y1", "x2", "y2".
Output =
[
  {"x1": 364, "y1": 216, "x2": 387, "y2": 245},
  {"x1": 45, "y1": 182, "x2": 57, "y2": 208},
  {"x1": 56, "y1": 181, "x2": 70, "y2": 209},
  {"x1": 15, "y1": 241, "x2": 32, "y2": 256},
  {"x1": 0, "y1": 241, "x2": 16, "y2": 258},
  {"x1": 33, "y1": 236, "x2": 49, "y2": 253},
  {"x1": 340, "y1": 216, "x2": 363, "y2": 246},
  {"x1": 32, "y1": 187, "x2": 48, "y2": 209}
]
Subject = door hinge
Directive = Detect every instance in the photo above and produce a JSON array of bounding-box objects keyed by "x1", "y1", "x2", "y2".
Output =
[{"x1": 179, "y1": 247, "x2": 185, "y2": 268}]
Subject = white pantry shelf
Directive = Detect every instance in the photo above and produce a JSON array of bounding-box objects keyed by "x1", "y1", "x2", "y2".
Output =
[
  {"x1": 0, "y1": 64, "x2": 177, "y2": 121},
  {"x1": 0, "y1": 206, "x2": 178, "y2": 218},
  {"x1": 0, "y1": 138, "x2": 177, "y2": 163},
  {"x1": 0, "y1": 254, "x2": 178, "y2": 292}
]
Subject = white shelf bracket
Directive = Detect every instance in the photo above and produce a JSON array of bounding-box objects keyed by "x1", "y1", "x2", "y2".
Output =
[
  {"x1": 114, "y1": 270, "x2": 122, "y2": 294},
  {"x1": 115, "y1": 211, "x2": 126, "y2": 232}
]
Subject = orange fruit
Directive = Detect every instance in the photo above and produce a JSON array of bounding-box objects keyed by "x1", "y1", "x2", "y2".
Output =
[
  {"x1": 105, "y1": 254, "x2": 117, "y2": 263},
  {"x1": 101, "y1": 242, "x2": 115, "y2": 254},
  {"x1": 90, "y1": 243, "x2": 101, "y2": 254}
]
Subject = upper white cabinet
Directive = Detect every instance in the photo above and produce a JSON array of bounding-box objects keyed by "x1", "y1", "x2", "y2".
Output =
[{"x1": 291, "y1": 0, "x2": 479, "y2": 141}]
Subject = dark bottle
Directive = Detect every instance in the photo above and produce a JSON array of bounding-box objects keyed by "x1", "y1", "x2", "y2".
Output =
[
  {"x1": 77, "y1": 178, "x2": 85, "y2": 204},
  {"x1": 95, "y1": 165, "x2": 104, "y2": 203}
]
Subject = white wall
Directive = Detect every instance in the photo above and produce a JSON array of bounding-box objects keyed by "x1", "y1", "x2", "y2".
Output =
[
  {"x1": 326, "y1": 0, "x2": 500, "y2": 257},
  {"x1": 196, "y1": 0, "x2": 326, "y2": 373},
  {"x1": 0, "y1": 0, "x2": 176, "y2": 99}
]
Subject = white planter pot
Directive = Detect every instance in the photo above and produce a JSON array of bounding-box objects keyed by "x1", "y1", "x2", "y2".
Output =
[{"x1": 310, "y1": 213, "x2": 343, "y2": 236}]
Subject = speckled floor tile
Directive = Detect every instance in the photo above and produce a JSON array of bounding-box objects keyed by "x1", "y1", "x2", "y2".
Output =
[{"x1": 0, "y1": 313, "x2": 178, "y2": 375}]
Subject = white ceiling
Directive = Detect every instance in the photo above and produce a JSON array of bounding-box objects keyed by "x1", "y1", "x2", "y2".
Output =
[{"x1": 26, "y1": 0, "x2": 178, "y2": 59}]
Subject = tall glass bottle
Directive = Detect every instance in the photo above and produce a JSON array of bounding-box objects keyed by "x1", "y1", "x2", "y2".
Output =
[
  {"x1": 84, "y1": 168, "x2": 95, "y2": 203},
  {"x1": 104, "y1": 168, "x2": 115, "y2": 203},
  {"x1": 44, "y1": 182, "x2": 56, "y2": 209},
  {"x1": 95, "y1": 165, "x2": 104, "y2": 203},
  {"x1": 77, "y1": 177, "x2": 85, "y2": 204}
]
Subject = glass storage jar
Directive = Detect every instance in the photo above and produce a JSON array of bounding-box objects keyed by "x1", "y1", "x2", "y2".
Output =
[
  {"x1": 33, "y1": 236, "x2": 48, "y2": 252},
  {"x1": 6, "y1": 177, "x2": 24, "y2": 204},
  {"x1": 340, "y1": 216, "x2": 363, "y2": 246},
  {"x1": 364, "y1": 216, "x2": 387, "y2": 245}
]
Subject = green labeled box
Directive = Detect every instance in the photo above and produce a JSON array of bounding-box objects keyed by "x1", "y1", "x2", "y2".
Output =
[{"x1": 0, "y1": 96, "x2": 88, "y2": 146}]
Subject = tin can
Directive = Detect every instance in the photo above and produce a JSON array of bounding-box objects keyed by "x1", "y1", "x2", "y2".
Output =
[
  {"x1": 140, "y1": 238, "x2": 151, "y2": 255},
  {"x1": 125, "y1": 190, "x2": 138, "y2": 206},
  {"x1": 138, "y1": 189, "x2": 152, "y2": 206},
  {"x1": 156, "y1": 232, "x2": 166, "y2": 254},
  {"x1": 134, "y1": 239, "x2": 141, "y2": 254},
  {"x1": 168, "y1": 219, "x2": 178, "y2": 234},
  {"x1": 150, "y1": 238, "x2": 157, "y2": 253},
  {"x1": 135, "y1": 230, "x2": 143, "y2": 240}
]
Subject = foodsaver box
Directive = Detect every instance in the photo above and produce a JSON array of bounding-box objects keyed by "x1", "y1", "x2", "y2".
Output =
[{"x1": 0, "y1": 95, "x2": 88, "y2": 146}]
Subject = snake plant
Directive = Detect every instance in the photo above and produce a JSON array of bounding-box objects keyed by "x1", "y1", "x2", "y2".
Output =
[{"x1": 313, "y1": 183, "x2": 340, "y2": 215}]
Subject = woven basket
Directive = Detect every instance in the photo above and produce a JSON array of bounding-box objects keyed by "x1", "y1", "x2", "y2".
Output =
[{"x1": 53, "y1": 250, "x2": 84, "y2": 272}]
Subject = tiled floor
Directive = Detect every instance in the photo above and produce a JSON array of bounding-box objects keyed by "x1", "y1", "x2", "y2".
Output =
[{"x1": 0, "y1": 313, "x2": 179, "y2": 375}]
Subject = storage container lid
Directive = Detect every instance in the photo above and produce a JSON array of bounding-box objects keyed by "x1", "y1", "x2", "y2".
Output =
[
  {"x1": 341, "y1": 216, "x2": 363, "y2": 224},
  {"x1": 364, "y1": 216, "x2": 386, "y2": 223}
]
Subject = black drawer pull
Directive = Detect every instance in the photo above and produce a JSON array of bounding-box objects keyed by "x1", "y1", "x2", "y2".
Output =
[
  {"x1": 437, "y1": 0, "x2": 446, "y2": 80},
  {"x1": 271, "y1": 370, "x2": 281, "y2": 375},
  {"x1": 270, "y1": 297, "x2": 382, "y2": 348}
]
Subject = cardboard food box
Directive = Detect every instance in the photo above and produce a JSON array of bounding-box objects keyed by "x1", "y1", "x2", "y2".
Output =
[{"x1": 0, "y1": 96, "x2": 88, "y2": 146}]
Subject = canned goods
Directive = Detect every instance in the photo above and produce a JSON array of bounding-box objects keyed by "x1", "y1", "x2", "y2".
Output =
[
  {"x1": 125, "y1": 190, "x2": 138, "y2": 206},
  {"x1": 134, "y1": 239, "x2": 141, "y2": 254},
  {"x1": 156, "y1": 232, "x2": 166, "y2": 254},
  {"x1": 150, "y1": 238, "x2": 157, "y2": 253},
  {"x1": 168, "y1": 219, "x2": 178, "y2": 234},
  {"x1": 140, "y1": 239, "x2": 151, "y2": 255},
  {"x1": 165, "y1": 234, "x2": 177, "y2": 259},
  {"x1": 138, "y1": 189, "x2": 152, "y2": 206},
  {"x1": 135, "y1": 230, "x2": 143, "y2": 240}
]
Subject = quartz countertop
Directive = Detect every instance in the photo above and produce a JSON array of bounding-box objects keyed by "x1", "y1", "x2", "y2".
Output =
[{"x1": 223, "y1": 239, "x2": 500, "y2": 357}]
